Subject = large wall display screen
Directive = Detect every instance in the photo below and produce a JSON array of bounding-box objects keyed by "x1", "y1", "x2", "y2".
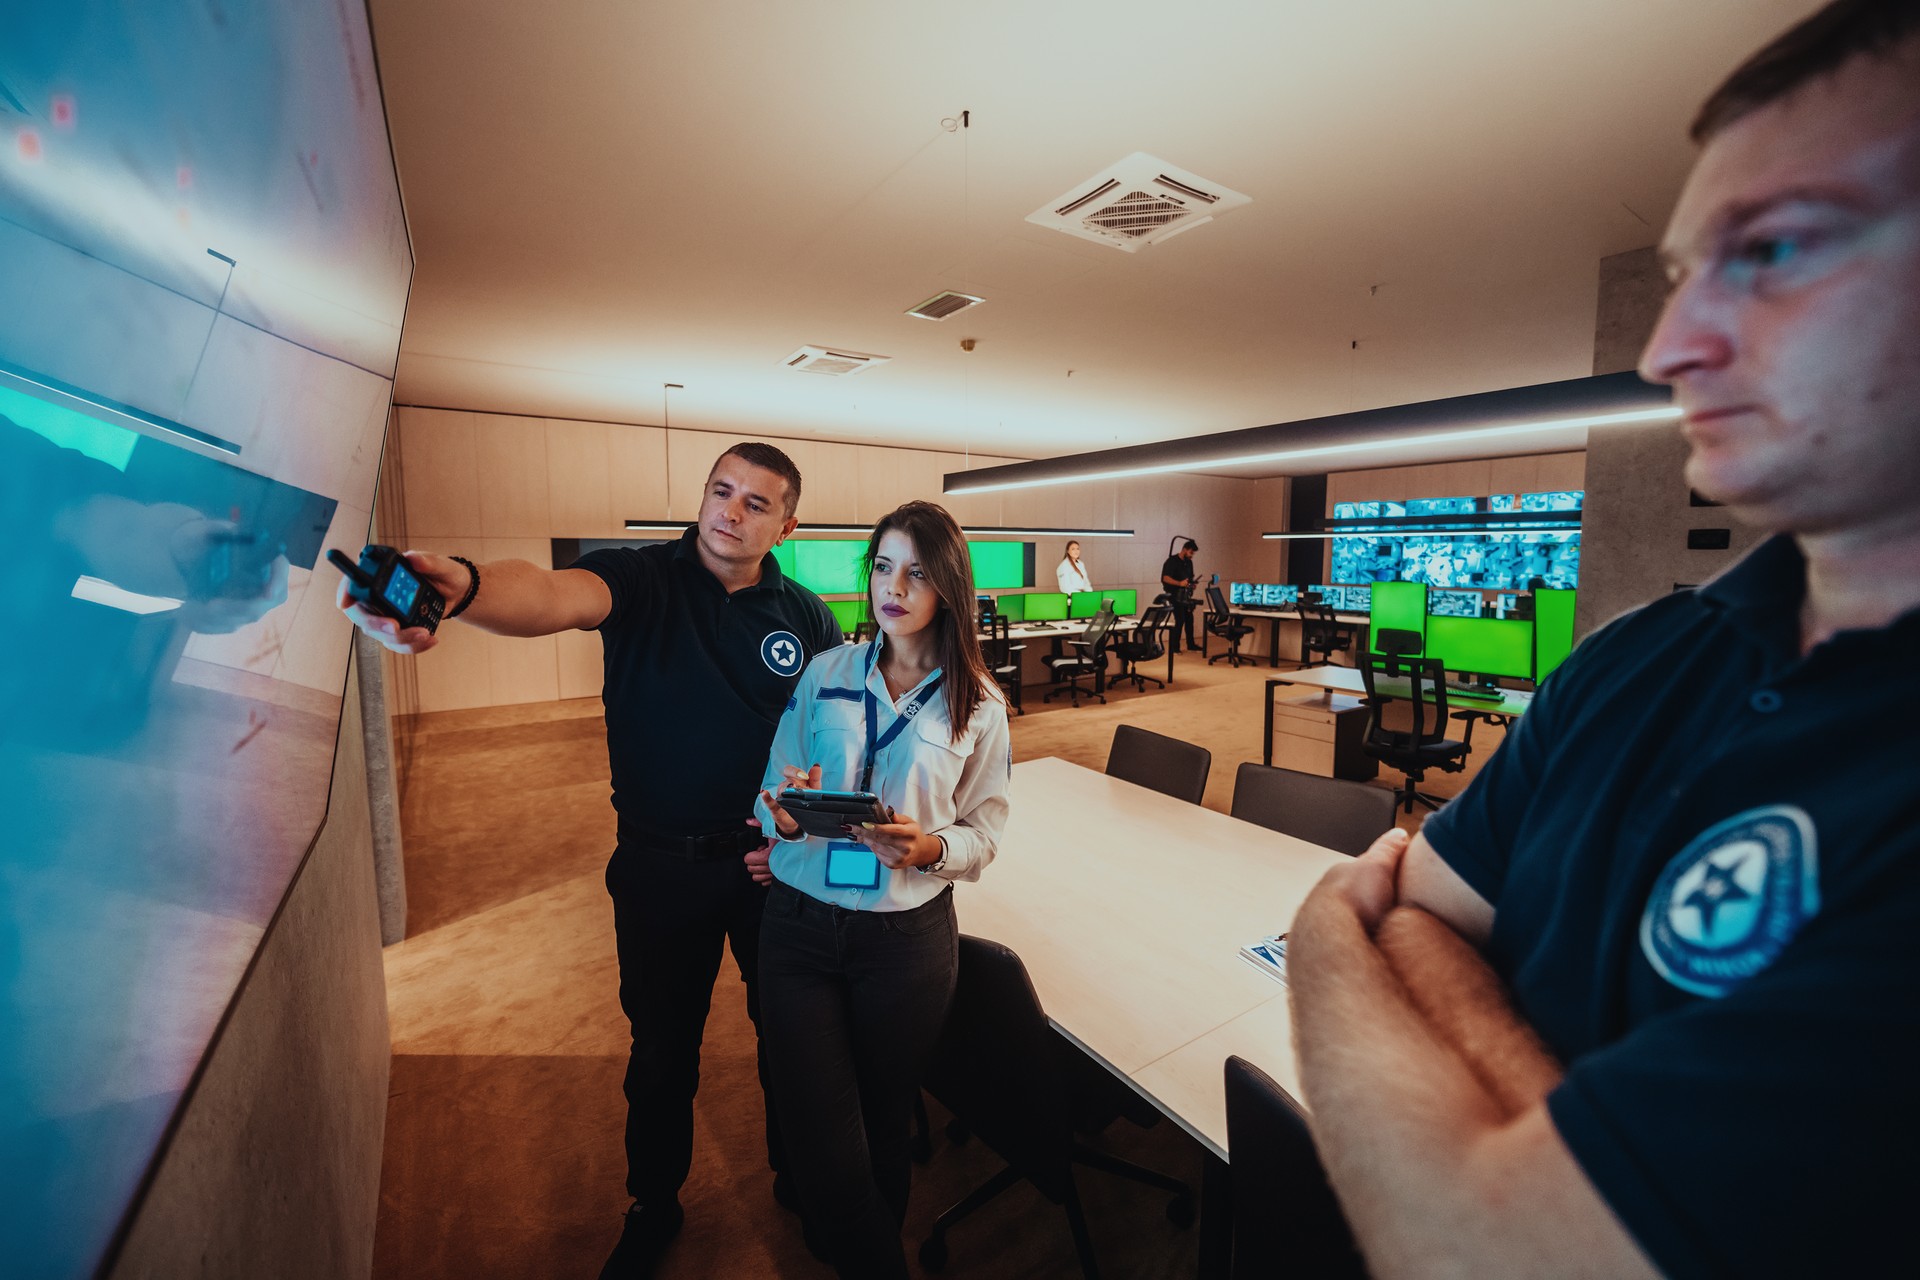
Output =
[
  {"x1": 0, "y1": 5, "x2": 412, "y2": 1274},
  {"x1": 1330, "y1": 492, "x2": 1584, "y2": 591}
]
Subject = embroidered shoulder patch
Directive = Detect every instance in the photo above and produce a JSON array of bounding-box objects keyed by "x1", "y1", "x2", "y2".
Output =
[{"x1": 1639, "y1": 804, "x2": 1820, "y2": 998}]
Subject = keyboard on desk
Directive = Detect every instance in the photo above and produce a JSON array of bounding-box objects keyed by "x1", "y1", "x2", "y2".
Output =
[{"x1": 1444, "y1": 683, "x2": 1507, "y2": 702}]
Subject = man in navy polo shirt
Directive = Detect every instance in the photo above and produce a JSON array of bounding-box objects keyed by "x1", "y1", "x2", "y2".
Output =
[
  {"x1": 1288, "y1": 2, "x2": 1920, "y2": 1277},
  {"x1": 340, "y1": 442, "x2": 840, "y2": 1278}
]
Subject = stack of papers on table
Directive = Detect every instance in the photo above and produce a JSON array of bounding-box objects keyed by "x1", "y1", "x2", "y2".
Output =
[{"x1": 1239, "y1": 932, "x2": 1289, "y2": 985}]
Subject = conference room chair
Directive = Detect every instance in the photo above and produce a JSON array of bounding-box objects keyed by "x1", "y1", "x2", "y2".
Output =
[
  {"x1": 1204, "y1": 585, "x2": 1257, "y2": 667},
  {"x1": 1356, "y1": 644, "x2": 1470, "y2": 812},
  {"x1": 981, "y1": 613, "x2": 1026, "y2": 716},
  {"x1": 1228, "y1": 762, "x2": 1399, "y2": 856},
  {"x1": 1222, "y1": 1055, "x2": 1368, "y2": 1280},
  {"x1": 919, "y1": 936, "x2": 1194, "y2": 1278},
  {"x1": 1297, "y1": 602, "x2": 1357, "y2": 667},
  {"x1": 1105, "y1": 724, "x2": 1211, "y2": 805},
  {"x1": 1044, "y1": 604, "x2": 1117, "y2": 707},
  {"x1": 1109, "y1": 603, "x2": 1171, "y2": 692}
]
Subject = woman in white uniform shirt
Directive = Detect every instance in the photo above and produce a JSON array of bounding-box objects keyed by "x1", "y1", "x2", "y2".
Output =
[
  {"x1": 1055, "y1": 538, "x2": 1093, "y2": 594},
  {"x1": 752, "y1": 500, "x2": 1011, "y2": 1279}
]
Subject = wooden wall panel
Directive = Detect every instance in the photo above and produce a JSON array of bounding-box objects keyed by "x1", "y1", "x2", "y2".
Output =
[
  {"x1": 476, "y1": 538, "x2": 559, "y2": 706},
  {"x1": 1488, "y1": 454, "x2": 1539, "y2": 497},
  {"x1": 1537, "y1": 451, "x2": 1586, "y2": 491},
  {"x1": 606, "y1": 422, "x2": 671, "y2": 525},
  {"x1": 555, "y1": 627, "x2": 605, "y2": 701},
  {"x1": 398, "y1": 408, "x2": 480, "y2": 538},
  {"x1": 545, "y1": 419, "x2": 614, "y2": 536},
  {"x1": 474, "y1": 414, "x2": 552, "y2": 537},
  {"x1": 401, "y1": 537, "x2": 492, "y2": 712}
]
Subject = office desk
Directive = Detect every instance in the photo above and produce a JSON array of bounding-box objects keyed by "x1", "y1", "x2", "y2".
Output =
[
  {"x1": 1209, "y1": 609, "x2": 1370, "y2": 668},
  {"x1": 955, "y1": 758, "x2": 1347, "y2": 1272},
  {"x1": 999, "y1": 615, "x2": 1176, "y2": 689},
  {"x1": 1262, "y1": 666, "x2": 1534, "y2": 767}
]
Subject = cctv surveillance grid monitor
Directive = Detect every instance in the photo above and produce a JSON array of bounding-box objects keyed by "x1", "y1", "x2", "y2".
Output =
[
  {"x1": 1259, "y1": 584, "x2": 1300, "y2": 608},
  {"x1": 1427, "y1": 588, "x2": 1484, "y2": 618},
  {"x1": 1229, "y1": 581, "x2": 1253, "y2": 606},
  {"x1": 1424, "y1": 616, "x2": 1535, "y2": 681},
  {"x1": 1023, "y1": 591, "x2": 1070, "y2": 622}
]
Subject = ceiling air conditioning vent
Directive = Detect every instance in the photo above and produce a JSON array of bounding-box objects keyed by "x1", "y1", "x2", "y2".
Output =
[
  {"x1": 905, "y1": 290, "x2": 985, "y2": 321},
  {"x1": 783, "y1": 345, "x2": 891, "y2": 376},
  {"x1": 1027, "y1": 152, "x2": 1250, "y2": 253}
]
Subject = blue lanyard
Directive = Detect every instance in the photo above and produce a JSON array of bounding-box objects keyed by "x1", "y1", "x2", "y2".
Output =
[{"x1": 862, "y1": 642, "x2": 942, "y2": 793}]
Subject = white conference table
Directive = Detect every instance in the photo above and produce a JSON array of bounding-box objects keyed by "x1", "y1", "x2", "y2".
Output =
[
  {"x1": 955, "y1": 757, "x2": 1345, "y2": 1152},
  {"x1": 953, "y1": 757, "x2": 1348, "y2": 1270}
]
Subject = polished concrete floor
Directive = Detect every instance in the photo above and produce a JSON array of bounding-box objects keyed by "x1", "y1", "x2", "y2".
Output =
[{"x1": 374, "y1": 649, "x2": 1496, "y2": 1277}]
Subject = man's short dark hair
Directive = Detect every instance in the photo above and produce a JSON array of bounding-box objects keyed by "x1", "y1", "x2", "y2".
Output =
[
  {"x1": 1691, "y1": 0, "x2": 1920, "y2": 142},
  {"x1": 1182, "y1": 539, "x2": 1199, "y2": 553},
  {"x1": 711, "y1": 442, "x2": 802, "y2": 517}
]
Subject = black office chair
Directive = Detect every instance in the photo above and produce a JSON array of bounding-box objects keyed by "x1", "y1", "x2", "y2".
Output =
[
  {"x1": 919, "y1": 936, "x2": 1194, "y2": 1277},
  {"x1": 981, "y1": 613, "x2": 1026, "y2": 716},
  {"x1": 1356, "y1": 646, "x2": 1470, "y2": 812},
  {"x1": 853, "y1": 618, "x2": 880, "y2": 644},
  {"x1": 1105, "y1": 724, "x2": 1211, "y2": 805},
  {"x1": 1229, "y1": 762, "x2": 1398, "y2": 856},
  {"x1": 1298, "y1": 602, "x2": 1356, "y2": 667},
  {"x1": 1223, "y1": 1056, "x2": 1367, "y2": 1280},
  {"x1": 1045, "y1": 605, "x2": 1116, "y2": 707},
  {"x1": 1109, "y1": 603, "x2": 1171, "y2": 692},
  {"x1": 1205, "y1": 585, "x2": 1256, "y2": 667}
]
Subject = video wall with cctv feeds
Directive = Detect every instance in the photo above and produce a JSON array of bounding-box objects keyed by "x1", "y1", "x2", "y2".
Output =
[{"x1": 1329, "y1": 492, "x2": 1584, "y2": 591}]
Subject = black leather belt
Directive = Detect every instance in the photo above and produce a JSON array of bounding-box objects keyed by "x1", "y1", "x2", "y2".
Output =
[{"x1": 619, "y1": 823, "x2": 763, "y2": 861}]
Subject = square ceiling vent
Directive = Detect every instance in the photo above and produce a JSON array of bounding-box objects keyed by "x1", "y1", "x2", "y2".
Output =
[
  {"x1": 1026, "y1": 152, "x2": 1251, "y2": 253},
  {"x1": 783, "y1": 345, "x2": 892, "y2": 376},
  {"x1": 906, "y1": 289, "x2": 985, "y2": 321}
]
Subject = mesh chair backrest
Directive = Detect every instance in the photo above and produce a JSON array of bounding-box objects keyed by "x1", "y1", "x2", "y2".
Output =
[
  {"x1": 1124, "y1": 605, "x2": 1170, "y2": 659},
  {"x1": 1229, "y1": 762, "x2": 1397, "y2": 856},
  {"x1": 982, "y1": 613, "x2": 1012, "y2": 668},
  {"x1": 1106, "y1": 724, "x2": 1211, "y2": 804},
  {"x1": 1207, "y1": 584, "x2": 1230, "y2": 615},
  {"x1": 1084, "y1": 604, "x2": 1118, "y2": 646},
  {"x1": 922, "y1": 936, "x2": 1075, "y2": 1196},
  {"x1": 1357, "y1": 648, "x2": 1450, "y2": 746},
  {"x1": 1376, "y1": 627, "x2": 1421, "y2": 655},
  {"x1": 1223, "y1": 1056, "x2": 1367, "y2": 1280}
]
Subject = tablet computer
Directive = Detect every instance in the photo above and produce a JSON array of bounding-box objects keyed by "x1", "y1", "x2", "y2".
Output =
[{"x1": 778, "y1": 789, "x2": 889, "y2": 840}]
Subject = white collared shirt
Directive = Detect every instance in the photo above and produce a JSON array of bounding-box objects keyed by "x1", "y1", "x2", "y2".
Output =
[
  {"x1": 1056, "y1": 557, "x2": 1093, "y2": 594},
  {"x1": 754, "y1": 636, "x2": 1012, "y2": 911}
]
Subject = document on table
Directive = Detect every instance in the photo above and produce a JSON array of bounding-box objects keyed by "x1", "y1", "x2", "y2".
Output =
[{"x1": 1239, "y1": 932, "x2": 1289, "y2": 985}]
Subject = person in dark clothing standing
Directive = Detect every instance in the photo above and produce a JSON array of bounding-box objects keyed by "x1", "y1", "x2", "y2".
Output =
[
  {"x1": 1160, "y1": 538, "x2": 1202, "y2": 651},
  {"x1": 337, "y1": 442, "x2": 841, "y2": 1279}
]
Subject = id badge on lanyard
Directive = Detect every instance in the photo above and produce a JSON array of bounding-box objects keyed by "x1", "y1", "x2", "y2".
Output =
[{"x1": 827, "y1": 645, "x2": 942, "y2": 892}]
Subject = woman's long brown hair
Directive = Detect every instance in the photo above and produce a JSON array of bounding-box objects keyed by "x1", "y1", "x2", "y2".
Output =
[{"x1": 864, "y1": 501, "x2": 996, "y2": 742}]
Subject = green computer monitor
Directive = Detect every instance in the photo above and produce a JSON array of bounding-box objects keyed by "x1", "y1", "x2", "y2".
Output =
[
  {"x1": 1024, "y1": 591, "x2": 1070, "y2": 622},
  {"x1": 791, "y1": 539, "x2": 867, "y2": 595},
  {"x1": 1424, "y1": 616, "x2": 1534, "y2": 680},
  {"x1": 1368, "y1": 580, "x2": 1427, "y2": 652},
  {"x1": 968, "y1": 541, "x2": 1029, "y2": 590},
  {"x1": 824, "y1": 598, "x2": 868, "y2": 635},
  {"x1": 1533, "y1": 588, "x2": 1577, "y2": 682},
  {"x1": 993, "y1": 592, "x2": 1026, "y2": 622},
  {"x1": 1069, "y1": 591, "x2": 1102, "y2": 619},
  {"x1": 1099, "y1": 588, "x2": 1137, "y2": 617}
]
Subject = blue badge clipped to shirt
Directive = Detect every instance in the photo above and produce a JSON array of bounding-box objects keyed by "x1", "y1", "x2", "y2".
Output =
[{"x1": 824, "y1": 840, "x2": 882, "y2": 890}]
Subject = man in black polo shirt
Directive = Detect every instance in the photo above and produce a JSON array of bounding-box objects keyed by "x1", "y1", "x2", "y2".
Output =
[
  {"x1": 339, "y1": 442, "x2": 840, "y2": 1278},
  {"x1": 1160, "y1": 539, "x2": 1201, "y2": 650},
  {"x1": 1287, "y1": 3, "x2": 1920, "y2": 1277}
]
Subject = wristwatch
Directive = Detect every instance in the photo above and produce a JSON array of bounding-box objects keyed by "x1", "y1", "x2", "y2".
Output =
[{"x1": 919, "y1": 835, "x2": 949, "y2": 876}]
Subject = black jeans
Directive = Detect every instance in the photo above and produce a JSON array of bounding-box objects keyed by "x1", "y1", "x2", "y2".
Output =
[
  {"x1": 606, "y1": 846, "x2": 781, "y2": 1204},
  {"x1": 760, "y1": 881, "x2": 958, "y2": 1280},
  {"x1": 1170, "y1": 599, "x2": 1200, "y2": 648}
]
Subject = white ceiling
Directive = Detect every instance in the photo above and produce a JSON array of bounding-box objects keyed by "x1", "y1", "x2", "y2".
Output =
[{"x1": 370, "y1": 0, "x2": 1817, "y2": 467}]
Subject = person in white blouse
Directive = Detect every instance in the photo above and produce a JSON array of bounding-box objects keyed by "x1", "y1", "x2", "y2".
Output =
[
  {"x1": 1055, "y1": 538, "x2": 1093, "y2": 595},
  {"x1": 749, "y1": 500, "x2": 1011, "y2": 1278}
]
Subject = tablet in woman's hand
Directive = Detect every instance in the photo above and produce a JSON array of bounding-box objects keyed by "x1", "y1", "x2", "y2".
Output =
[{"x1": 778, "y1": 789, "x2": 889, "y2": 839}]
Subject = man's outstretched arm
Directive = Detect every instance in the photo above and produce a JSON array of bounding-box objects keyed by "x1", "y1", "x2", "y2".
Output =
[{"x1": 1288, "y1": 829, "x2": 1659, "y2": 1280}]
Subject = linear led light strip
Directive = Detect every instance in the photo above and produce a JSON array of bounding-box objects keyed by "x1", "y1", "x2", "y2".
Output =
[
  {"x1": 627, "y1": 521, "x2": 1135, "y2": 537},
  {"x1": 1262, "y1": 524, "x2": 1579, "y2": 541},
  {"x1": 945, "y1": 407, "x2": 1682, "y2": 495}
]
